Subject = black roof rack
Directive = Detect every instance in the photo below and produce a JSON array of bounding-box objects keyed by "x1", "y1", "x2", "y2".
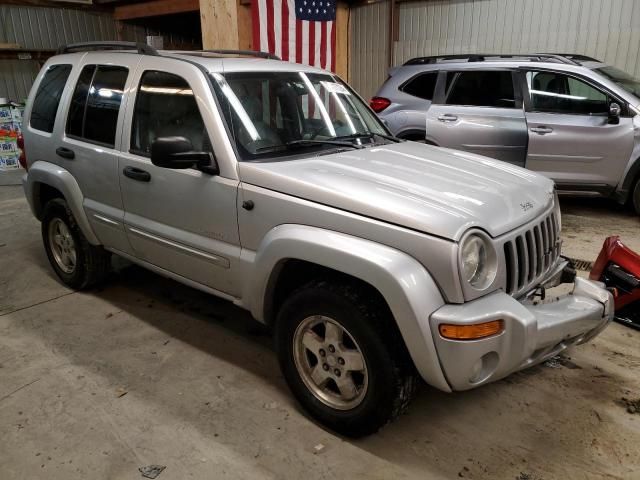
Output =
[
  {"x1": 57, "y1": 41, "x2": 158, "y2": 56},
  {"x1": 403, "y1": 53, "x2": 580, "y2": 66},
  {"x1": 194, "y1": 49, "x2": 281, "y2": 60},
  {"x1": 541, "y1": 53, "x2": 602, "y2": 63}
]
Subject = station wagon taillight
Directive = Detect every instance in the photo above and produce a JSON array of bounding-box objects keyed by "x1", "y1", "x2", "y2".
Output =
[
  {"x1": 17, "y1": 134, "x2": 27, "y2": 170},
  {"x1": 369, "y1": 96, "x2": 391, "y2": 113}
]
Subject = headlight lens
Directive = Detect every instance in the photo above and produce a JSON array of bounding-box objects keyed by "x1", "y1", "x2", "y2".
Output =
[{"x1": 460, "y1": 233, "x2": 497, "y2": 290}]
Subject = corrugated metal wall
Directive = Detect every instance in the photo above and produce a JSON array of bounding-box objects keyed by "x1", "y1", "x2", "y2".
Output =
[
  {"x1": 351, "y1": 0, "x2": 640, "y2": 98},
  {"x1": 350, "y1": 2, "x2": 389, "y2": 100},
  {"x1": 0, "y1": 5, "x2": 145, "y2": 101}
]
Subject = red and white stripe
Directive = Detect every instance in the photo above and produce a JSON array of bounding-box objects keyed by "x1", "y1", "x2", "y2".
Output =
[{"x1": 253, "y1": 0, "x2": 336, "y2": 72}]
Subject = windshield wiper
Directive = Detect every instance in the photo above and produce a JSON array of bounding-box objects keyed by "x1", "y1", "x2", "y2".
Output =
[
  {"x1": 254, "y1": 139, "x2": 362, "y2": 154},
  {"x1": 336, "y1": 132, "x2": 403, "y2": 143}
]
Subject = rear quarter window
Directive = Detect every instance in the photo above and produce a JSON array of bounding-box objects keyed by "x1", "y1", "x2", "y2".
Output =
[
  {"x1": 400, "y1": 72, "x2": 438, "y2": 100},
  {"x1": 30, "y1": 64, "x2": 72, "y2": 133}
]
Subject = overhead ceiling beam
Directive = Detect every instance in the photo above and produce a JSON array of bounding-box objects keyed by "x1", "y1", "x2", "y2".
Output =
[{"x1": 114, "y1": 0, "x2": 200, "y2": 20}]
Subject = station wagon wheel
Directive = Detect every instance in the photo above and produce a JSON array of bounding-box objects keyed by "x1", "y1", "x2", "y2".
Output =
[
  {"x1": 275, "y1": 279, "x2": 418, "y2": 437},
  {"x1": 293, "y1": 315, "x2": 368, "y2": 410},
  {"x1": 41, "y1": 198, "x2": 111, "y2": 289}
]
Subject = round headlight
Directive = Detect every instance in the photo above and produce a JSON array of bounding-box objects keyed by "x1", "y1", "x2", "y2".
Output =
[{"x1": 460, "y1": 233, "x2": 497, "y2": 290}]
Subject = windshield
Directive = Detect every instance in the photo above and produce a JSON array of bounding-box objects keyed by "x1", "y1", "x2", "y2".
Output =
[
  {"x1": 212, "y1": 71, "x2": 390, "y2": 161},
  {"x1": 595, "y1": 66, "x2": 640, "y2": 98}
]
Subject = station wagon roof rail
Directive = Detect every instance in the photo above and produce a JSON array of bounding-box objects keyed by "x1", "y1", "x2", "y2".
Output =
[{"x1": 403, "y1": 53, "x2": 580, "y2": 66}]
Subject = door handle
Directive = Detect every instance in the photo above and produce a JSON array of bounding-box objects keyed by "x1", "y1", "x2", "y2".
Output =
[
  {"x1": 530, "y1": 126, "x2": 553, "y2": 135},
  {"x1": 56, "y1": 147, "x2": 75, "y2": 159},
  {"x1": 437, "y1": 114, "x2": 458, "y2": 122},
  {"x1": 123, "y1": 166, "x2": 151, "y2": 182}
]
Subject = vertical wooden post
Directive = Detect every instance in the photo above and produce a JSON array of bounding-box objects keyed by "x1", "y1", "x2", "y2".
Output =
[
  {"x1": 199, "y1": 0, "x2": 240, "y2": 49},
  {"x1": 335, "y1": 2, "x2": 349, "y2": 81}
]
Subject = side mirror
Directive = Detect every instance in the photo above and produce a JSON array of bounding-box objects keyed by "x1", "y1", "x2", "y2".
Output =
[
  {"x1": 609, "y1": 102, "x2": 621, "y2": 124},
  {"x1": 150, "y1": 136, "x2": 219, "y2": 174}
]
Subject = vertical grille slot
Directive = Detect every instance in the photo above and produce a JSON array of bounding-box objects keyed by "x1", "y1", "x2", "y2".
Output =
[
  {"x1": 525, "y1": 230, "x2": 536, "y2": 282},
  {"x1": 540, "y1": 220, "x2": 548, "y2": 269},
  {"x1": 515, "y1": 235, "x2": 528, "y2": 290},
  {"x1": 504, "y1": 241, "x2": 516, "y2": 294},
  {"x1": 533, "y1": 225, "x2": 543, "y2": 277}
]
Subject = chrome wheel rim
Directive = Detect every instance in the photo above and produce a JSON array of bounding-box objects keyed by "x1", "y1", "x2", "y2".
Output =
[
  {"x1": 48, "y1": 218, "x2": 76, "y2": 274},
  {"x1": 293, "y1": 315, "x2": 368, "y2": 410}
]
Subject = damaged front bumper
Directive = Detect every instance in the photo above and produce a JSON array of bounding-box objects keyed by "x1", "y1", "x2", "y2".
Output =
[{"x1": 429, "y1": 261, "x2": 614, "y2": 391}]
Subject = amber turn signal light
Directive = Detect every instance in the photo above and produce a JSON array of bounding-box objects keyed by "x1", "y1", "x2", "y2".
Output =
[{"x1": 438, "y1": 320, "x2": 505, "y2": 340}]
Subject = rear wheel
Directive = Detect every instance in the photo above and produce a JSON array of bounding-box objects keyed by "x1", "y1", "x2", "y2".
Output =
[
  {"x1": 275, "y1": 280, "x2": 418, "y2": 437},
  {"x1": 42, "y1": 198, "x2": 110, "y2": 289}
]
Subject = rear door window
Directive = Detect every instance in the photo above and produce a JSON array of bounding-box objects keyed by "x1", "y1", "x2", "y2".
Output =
[
  {"x1": 526, "y1": 71, "x2": 609, "y2": 115},
  {"x1": 66, "y1": 65, "x2": 129, "y2": 147},
  {"x1": 30, "y1": 64, "x2": 72, "y2": 133},
  {"x1": 446, "y1": 71, "x2": 516, "y2": 108},
  {"x1": 401, "y1": 72, "x2": 438, "y2": 100}
]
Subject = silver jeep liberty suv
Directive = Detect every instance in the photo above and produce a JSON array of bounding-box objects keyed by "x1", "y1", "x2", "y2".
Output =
[{"x1": 21, "y1": 42, "x2": 613, "y2": 437}]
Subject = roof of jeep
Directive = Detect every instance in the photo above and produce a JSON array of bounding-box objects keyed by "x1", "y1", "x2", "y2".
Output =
[{"x1": 52, "y1": 49, "x2": 329, "y2": 75}]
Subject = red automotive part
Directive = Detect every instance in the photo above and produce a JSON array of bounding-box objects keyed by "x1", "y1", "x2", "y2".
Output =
[{"x1": 590, "y1": 236, "x2": 640, "y2": 310}]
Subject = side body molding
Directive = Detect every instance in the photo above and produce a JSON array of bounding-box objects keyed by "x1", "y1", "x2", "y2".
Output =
[
  {"x1": 22, "y1": 161, "x2": 100, "y2": 245},
  {"x1": 243, "y1": 224, "x2": 451, "y2": 392}
]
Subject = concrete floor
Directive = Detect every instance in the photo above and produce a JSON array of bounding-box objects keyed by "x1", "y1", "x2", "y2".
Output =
[{"x1": 1, "y1": 184, "x2": 639, "y2": 480}]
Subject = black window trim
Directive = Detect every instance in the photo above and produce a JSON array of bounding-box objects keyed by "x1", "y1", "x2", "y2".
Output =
[
  {"x1": 518, "y1": 67, "x2": 630, "y2": 117},
  {"x1": 29, "y1": 63, "x2": 73, "y2": 134},
  {"x1": 64, "y1": 63, "x2": 128, "y2": 149}
]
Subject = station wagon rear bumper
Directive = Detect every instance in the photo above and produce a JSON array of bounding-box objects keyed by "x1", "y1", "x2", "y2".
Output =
[{"x1": 429, "y1": 263, "x2": 613, "y2": 391}]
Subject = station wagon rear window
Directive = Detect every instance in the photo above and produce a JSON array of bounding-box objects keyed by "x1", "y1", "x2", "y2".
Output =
[{"x1": 30, "y1": 64, "x2": 72, "y2": 133}]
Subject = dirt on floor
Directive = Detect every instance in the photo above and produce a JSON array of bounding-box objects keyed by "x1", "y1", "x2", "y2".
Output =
[{"x1": 0, "y1": 185, "x2": 639, "y2": 480}]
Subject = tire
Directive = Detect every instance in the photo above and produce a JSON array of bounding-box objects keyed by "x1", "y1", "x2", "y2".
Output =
[
  {"x1": 41, "y1": 198, "x2": 110, "y2": 289},
  {"x1": 632, "y1": 177, "x2": 640, "y2": 215},
  {"x1": 275, "y1": 280, "x2": 418, "y2": 437}
]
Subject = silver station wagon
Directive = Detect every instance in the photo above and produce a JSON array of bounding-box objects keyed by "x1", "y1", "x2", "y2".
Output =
[
  {"x1": 372, "y1": 53, "x2": 640, "y2": 214},
  {"x1": 21, "y1": 43, "x2": 613, "y2": 437}
]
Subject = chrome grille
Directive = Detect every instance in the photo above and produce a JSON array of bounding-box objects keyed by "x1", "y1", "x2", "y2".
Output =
[{"x1": 503, "y1": 210, "x2": 560, "y2": 296}]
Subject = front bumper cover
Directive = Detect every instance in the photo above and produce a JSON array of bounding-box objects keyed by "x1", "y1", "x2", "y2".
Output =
[{"x1": 429, "y1": 263, "x2": 614, "y2": 391}]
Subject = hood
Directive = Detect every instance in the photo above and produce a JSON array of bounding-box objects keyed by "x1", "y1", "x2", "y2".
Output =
[{"x1": 238, "y1": 142, "x2": 555, "y2": 241}]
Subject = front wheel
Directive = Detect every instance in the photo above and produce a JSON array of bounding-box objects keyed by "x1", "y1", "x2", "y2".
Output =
[{"x1": 275, "y1": 280, "x2": 417, "y2": 437}]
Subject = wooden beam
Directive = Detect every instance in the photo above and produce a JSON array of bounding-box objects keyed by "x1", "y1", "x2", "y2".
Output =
[
  {"x1": 335, "y1": 2, "x2": 349, "y2": 80},
  {"x1": 236, "y1": 0, "x2": 252, "y2": 50},
  {"x1": 199, "y1": 0, "x2": 239, "y2": 50},
  {"x1": 114, "y1": 0, "x2": 199, "y2": 21}
]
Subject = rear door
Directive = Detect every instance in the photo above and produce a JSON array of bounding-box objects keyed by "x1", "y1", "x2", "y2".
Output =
[
  {"x1": 58, "y1": 54, "x2": 141, "y2": 255},
  {"x1": 522, "y1": 69, "x2": 634, "y2": 188},
  {"x1": 425, "y1": 69, "x2": 527, "y2": 166}
]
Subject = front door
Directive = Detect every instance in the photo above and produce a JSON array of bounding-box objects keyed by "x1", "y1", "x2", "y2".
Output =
[
  {"x1": 522, "y1": 69, "x2": 634, "y2": 188},
  {"x1": 425, "y1": 69, "x2": 528, "y2": 166},
  {"x1": 118, "y1": 58, "x2": 241, "y2": 297}
]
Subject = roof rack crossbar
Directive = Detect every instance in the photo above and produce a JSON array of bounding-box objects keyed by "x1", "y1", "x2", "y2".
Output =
[
  {"x1": 198, "y1": 49, "x2": 281, "y2": 60},
  {"x1": 403, "y1": 53, "x2": 580, "y2": 66},
  {"x1": 56, "y1": 41, "x2": 158, "y2": 56}
]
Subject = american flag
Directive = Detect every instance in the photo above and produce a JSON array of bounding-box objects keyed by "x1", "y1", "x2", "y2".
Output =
[{"x1": 252, "y1": 0, "x2": 337, "y2": 72}]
